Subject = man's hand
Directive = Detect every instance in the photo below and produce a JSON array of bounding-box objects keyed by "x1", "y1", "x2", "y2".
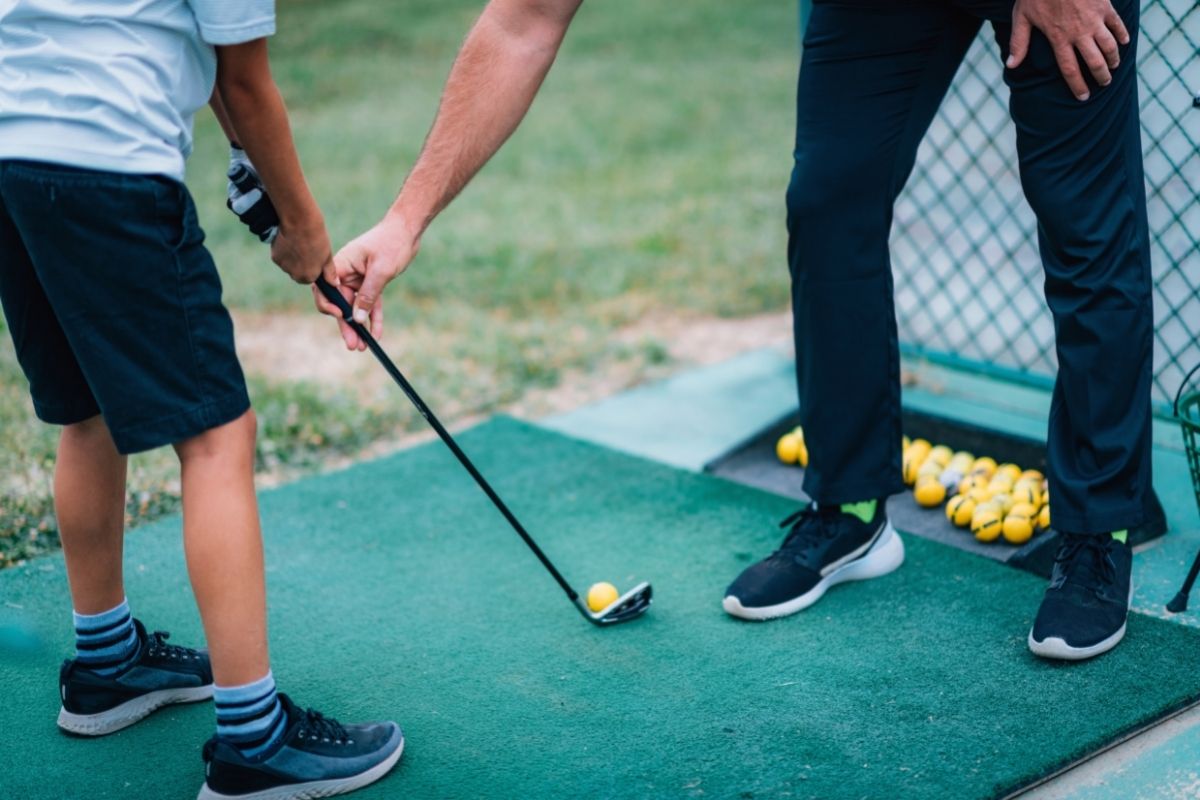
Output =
[
  {"x1": 313, "y1": 211, "x2": 420, "y2": 350},
  {"x1": 1008, "y1": 0, "x2": 1130, "y2": 101}
]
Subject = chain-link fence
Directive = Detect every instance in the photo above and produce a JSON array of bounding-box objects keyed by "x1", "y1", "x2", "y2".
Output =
[{"x1": 888, "y1": 0, "x2": 1200, "y2": 417}]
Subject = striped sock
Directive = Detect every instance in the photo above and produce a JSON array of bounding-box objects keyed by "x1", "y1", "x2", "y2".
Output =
[
  {"x1": 214, "y1": 672, "x2": 288, "y2": 759},
  {"x1": 74, "y1": 599, "x2": 139, "y2": 676}
]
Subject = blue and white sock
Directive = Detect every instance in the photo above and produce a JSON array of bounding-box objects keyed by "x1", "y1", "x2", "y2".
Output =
[
  {"x1": 74, "y1": 598, "x2": 139, "y2": 676},
  {"x1": 215, "y1": 671, "x2": 288, "y2": 759}
]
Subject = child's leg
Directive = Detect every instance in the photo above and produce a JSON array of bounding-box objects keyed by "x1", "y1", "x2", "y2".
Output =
[
  {"x1": 56, "y1": 415, "x2": 128, "y2": 615},
  {"x1": 174, "y1": 409, "x2": 270, "y2": 687}
]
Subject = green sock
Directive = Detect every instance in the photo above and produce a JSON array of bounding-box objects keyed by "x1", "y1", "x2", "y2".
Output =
[
  {"x1": 841, "y1": 499, "x2": 877, "y2": 524},
  {"x1": 1111, "y1": 529, "x2": 1128, "y2": 544}
]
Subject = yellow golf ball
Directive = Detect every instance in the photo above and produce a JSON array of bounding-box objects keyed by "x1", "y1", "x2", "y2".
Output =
[
  {"x1": 1038, "y1": 504, "x2": 1051, "y2": 531},
  {"x1": 997, "y1": 463, "x2": 1023, "y2": 483},
  {"x1": 1010, "y1": 502, "x2": 1039, "y2": 521},
  {"x1": 1002, "y1": 511, "x2": 1034, "y2": 545},
  {"x1": 917, "y1": 459, "x2": 944, "y2": 480},
  {"x1": 966, "y1": 486, "x2": 993, "y2": 506},
  {"x1": 586, "y1": 582, "x2": 620, "y2": 612},
  {"x1": 970, "y1": 456, "x2": 998, "y2": 478},
  {"x1": 902, "y1": 452, "x2": 925, "y2": 486},
  {"x1": 927, "y1": 445, "x2": 953, "y2": 466},
  {"x1": 987, "y1": 476, "x2": 1014, "y2": 496},
  {"x1": 959, "y1": 474, "x2": 989, "y2": 496},
  {"x1": 914, "y1": 478, "x2": 947, "y2": 508},
  {"x1": 776, "y1": 433, "x2": 802, "y2": 465},
  {"x1": 946, "y1": 495, "x2": 976, "y2": 528},
  {"x1": 972, "y1": 508, "x2": 1004, "y2": 542},
  {"x1": 1011, "y1": 482, "x2": 1041, "y2": 508}
]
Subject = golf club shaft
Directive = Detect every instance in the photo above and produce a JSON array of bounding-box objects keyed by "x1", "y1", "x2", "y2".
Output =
[{"x1": 315, "y1": 277, "x2": 580, "y2": 602}]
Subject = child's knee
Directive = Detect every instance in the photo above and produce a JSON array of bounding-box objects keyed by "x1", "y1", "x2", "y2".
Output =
[{"x1": 175, "y1": 409, "x2": 257, "y2": 462}]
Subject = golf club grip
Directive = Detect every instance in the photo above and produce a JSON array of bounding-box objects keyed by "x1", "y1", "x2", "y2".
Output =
[{"x1": 313, "y1": 277, "x2": 580, "y2": 602}]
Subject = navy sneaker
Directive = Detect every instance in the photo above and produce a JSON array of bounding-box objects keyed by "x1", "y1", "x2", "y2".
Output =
[
  {"x1": 58, "y1": 619, "x2": 213, "y2": 735},
  {"x1": 198, "y1": 693, "x2": 403, "y2": 800},
  {"x1": 723, "y1": 501, "x2": 904, "y2": 620},
  {"x1": 1029, "y1": 533, "x2": 1133, "y2": 660}
]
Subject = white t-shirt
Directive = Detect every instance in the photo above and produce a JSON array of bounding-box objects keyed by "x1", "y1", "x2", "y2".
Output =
[{"x1": 0, "y1": 0, "x2": 275, "y2": 181}]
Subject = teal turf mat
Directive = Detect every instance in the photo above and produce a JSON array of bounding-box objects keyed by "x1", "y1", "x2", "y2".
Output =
[{"x1": 2, "y1": 417, "x2": 1199, "y2": 799}]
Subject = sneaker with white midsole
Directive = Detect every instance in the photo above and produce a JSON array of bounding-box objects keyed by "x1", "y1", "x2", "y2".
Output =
[
  {"x1": 1028, "y1": 533, "x2": 1133, "y2": 661},
  {"x1": 723, "y1": 501, "x2": 903, "y2": 620},
  {"x1": 57, "y1": 619, "x2": 213, "y2": 736},
  {"x1": 198, "y1": 693, "x2": 403, "y2": 800}
]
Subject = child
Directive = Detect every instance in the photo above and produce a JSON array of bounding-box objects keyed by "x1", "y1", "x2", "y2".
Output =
[{"x1": 0, "y1": 2, "x2": 402, "y2": 797}]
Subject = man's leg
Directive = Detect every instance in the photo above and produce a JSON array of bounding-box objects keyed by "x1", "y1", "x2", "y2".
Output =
[
  {"x1": 724, "y1": 0, "x2": 982, "y2": 620},
  {"x1": 788, "y1": 2, "x2": 981, "y2": 504},
  {"x1": 990, "y1": 0, "x2": 1149, "y2": 658}
]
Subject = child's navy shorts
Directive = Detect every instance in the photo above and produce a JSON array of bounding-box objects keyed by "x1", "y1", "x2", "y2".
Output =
[{"x1": 0, "y1": 160, "x2": 250, "y2": 454}]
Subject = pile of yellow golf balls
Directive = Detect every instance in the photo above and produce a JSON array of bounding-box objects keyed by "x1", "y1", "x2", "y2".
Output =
[
  {"x1": 903, "y1": 437, "x2": 1051, "y2": 545},
  {"x1": 775, "y1": 426, "x2": 808, "y2": 468}
]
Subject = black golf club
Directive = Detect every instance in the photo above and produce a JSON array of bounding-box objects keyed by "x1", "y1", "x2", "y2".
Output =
[
  {"x1": 227, "y1": 165, "x2": 651, "y2": 625},
  {"x1": 313, "y1": 278, "x2": 652, "y2": 626}
]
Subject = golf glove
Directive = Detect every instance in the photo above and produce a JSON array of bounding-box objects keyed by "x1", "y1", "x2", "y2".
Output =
[{"x1": 226, "y1": 144, "x2": 279, "y2": 244}]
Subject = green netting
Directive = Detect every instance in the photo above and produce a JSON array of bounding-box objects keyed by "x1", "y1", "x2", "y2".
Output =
[{"x1": 888, "y1": 0, "x2": 1200, "y2": 415}]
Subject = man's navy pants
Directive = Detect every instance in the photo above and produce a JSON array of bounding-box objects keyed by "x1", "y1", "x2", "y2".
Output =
[{"x1": 787, "y1": 0, "x2": 1152, "y2": 535}]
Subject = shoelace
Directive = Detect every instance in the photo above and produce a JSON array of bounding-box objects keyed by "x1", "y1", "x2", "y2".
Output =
[
  {"x1": 1052, "y1": 533, "x2": 1116, "y2": 592},
  {"x1": 298, "y1": 707, "x2": 351, "y2": 744},
  {"x1": 146, "y1": 630, "x2": 200, "y2": 661},
  {"x1": 773, "y1": 504, "x2": 842, "y2": 558}
]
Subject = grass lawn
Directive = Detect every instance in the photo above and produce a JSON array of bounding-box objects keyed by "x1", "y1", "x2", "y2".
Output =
[{"x1": 0, "y1": 0, "x2": 798, "y2": 564}]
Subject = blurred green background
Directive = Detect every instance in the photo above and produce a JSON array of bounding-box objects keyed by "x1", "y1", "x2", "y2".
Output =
[{"x1": 1, "y1": 0, "x2": 799, "y2": 564}]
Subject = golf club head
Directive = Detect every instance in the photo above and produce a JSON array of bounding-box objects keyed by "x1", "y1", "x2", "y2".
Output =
[{"x1": 575, "y1": 581, "x2": 653, "y2": 626}]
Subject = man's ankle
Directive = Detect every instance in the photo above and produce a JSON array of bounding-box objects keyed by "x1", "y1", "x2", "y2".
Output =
[{"x1": 840, "y1": 499, "x2": 878, "y2": 524}]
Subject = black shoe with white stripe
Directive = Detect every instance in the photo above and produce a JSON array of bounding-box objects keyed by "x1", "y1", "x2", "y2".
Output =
[
  {"x1": 723, "y1": 501, "x2": 903, "y2": 620},
  {"x1": 199, "y1": 693, "x2": 404, "y2": 800},
  {"x1": 1028, "y1": 533, "x2": 1133, "y2": 661},
  {"x1": 57, "y1": 619, "x2": 213, "y2": 735}
]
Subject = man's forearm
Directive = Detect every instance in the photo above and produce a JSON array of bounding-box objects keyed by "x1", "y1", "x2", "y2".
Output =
[
  {"x1": 390, "y1": 0, "x2": 582, "y2": 239},
  {"x1": 215, "y1": 40, "x2": 321, "y2": 230}
]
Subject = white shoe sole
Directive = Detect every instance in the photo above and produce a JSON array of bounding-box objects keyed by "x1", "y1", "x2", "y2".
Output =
[
  {"x1": 196, "y1": 736, "x2": 405, "y2": 800},
  {"x1": 1028, "y1": 585, "x2": 1133, "y2": 661},
  {"x1": 723, "y1": 522, "x2": 905, "y2": 621},
  {"x1": 58, "y1": 684, "x2": 214, "y2": 736},
  {"x1": 1027, "y1": 623, "x2": 1127, "y2": 661}
]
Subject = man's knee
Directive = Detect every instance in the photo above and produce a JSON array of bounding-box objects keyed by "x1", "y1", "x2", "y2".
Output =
[{"x1": 1024, "y1": 170, "x2": 1149, "y2": 304}]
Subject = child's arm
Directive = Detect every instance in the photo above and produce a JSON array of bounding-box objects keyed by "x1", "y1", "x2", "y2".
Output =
[
  {"x1": 214, "y1": 39, "x2": 335, "y2": 286},
  {"x1": 209, "y1": 88, "x2": 238, "y2": 143}
]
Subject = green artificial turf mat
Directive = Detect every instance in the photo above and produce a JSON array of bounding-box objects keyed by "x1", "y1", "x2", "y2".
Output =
[{"x1": 3, "y1": 416, "x2": 1199, "y2": 799}]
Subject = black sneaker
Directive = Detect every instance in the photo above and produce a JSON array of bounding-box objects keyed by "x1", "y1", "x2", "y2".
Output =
[
  {"x1": 723, "y1": 501, "x2": 904, "y2": 620},
  {"x1": 1029, "y1": 533, "x2": 1133, "y2": 660},
  {"x1": 198, "y1": 693, "x2": 403, "y2": 800},
  {"x1": 58, "y1": 619, "x2": 213, "y2": 735}
]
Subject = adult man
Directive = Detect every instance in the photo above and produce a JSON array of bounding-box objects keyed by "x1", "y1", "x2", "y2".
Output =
[{"x1": 322, "y1": 0, "x2": 1151, "y2": 661}]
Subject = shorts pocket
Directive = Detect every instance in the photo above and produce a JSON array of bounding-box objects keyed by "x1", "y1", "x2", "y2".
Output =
[{"x1": 151, "y1": 177, "x2": 203, "y2": 253}]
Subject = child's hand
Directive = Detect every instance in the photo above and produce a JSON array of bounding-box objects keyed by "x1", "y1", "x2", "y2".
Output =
[
  {"x1": 270, "y1": 216, "x2": 337, "y2": 286},
  {"x1": 226, "y1": 145, "x2": 280, "y2": 243}
]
